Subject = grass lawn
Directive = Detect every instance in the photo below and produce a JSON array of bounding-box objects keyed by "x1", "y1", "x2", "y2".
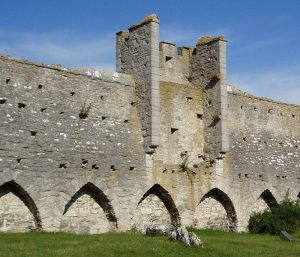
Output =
[{"x1": 0, "y1": 229, "x2": 299, "y2": 257}]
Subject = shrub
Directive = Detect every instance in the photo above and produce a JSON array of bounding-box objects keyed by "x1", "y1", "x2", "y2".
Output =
[
  {"x1": 248, "y1": 197, "x2": 300, "y2": 234},
  {"x1": 79, "y1": 102, "x2": 92, "y2": 119}
]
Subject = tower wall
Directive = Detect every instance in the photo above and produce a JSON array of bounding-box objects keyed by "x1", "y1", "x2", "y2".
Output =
[
  {"x1": 116, "y1": 14, "x2": 160, "y2": 151},
  {"x1": 190, "y1": 37, "x2": 229, "y2": 159}
]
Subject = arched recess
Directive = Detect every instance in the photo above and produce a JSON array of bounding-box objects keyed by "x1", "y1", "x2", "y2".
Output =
[
  {"x1": 259, "y1": 189, "x2": 278, "y2": 209},
  {"x1": 60, "y1": 182, "x2": 117, "y2": 234},
  {"x1": 194, "y1": 188, "x2": 237, "y2": 231},
  {"x1": 297, "y1": 192, "x2": 300, "y2": 199},
  {"x1": 0, "y1": 180, "x2": 42, "y2": 232},
  {"x1": 251, "y1": 189, "x2": 278, "y2": 215},
  {"x1": 134, "y1": 184, "x2": 181, "y2": 231}
]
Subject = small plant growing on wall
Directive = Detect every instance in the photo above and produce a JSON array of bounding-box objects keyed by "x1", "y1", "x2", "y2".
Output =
[
  {"x1": 79, "y1": 102, "x2": 92, "y2": 119},
  {"x1": 179, "y1": 152, "x2": 190, "y2": 173},
  {"x1": 210, "y1": 72, "x2": 221, "y2": 81},
  {"x1": 179, "y1": 152, "x2": 197, "y2": 185}
]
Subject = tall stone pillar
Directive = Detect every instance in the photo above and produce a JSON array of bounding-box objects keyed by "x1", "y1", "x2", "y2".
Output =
[
  {"x1": 190, "y1": 36, "x2": 229, "y2": 159},
  {"x1": 116, "y1": 14, "x2": 160, "y2": 152}
]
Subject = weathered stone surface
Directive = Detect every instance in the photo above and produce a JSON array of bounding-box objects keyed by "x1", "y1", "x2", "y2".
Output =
[
  {"x1": 169, "y1": 228, "x2": 203, "y2": 247},
  {"x1": 134, "y1": 194, "x2": 172, "y2": 232},
  {"x1": 189, "y1": 232, "x2": 203, "y2": 247},
  {"x1": 170, "y1": 230, "x2": 177, "y2": 240},
  {"x1": 0, "y1": 14, "x2": 299, "y2": 234},
  {"x1": 176, "y1": 227, "x2": 190, "y2": 245},
  {"x1": 0, "y1": 193, "x2": 35, "y2": 232},
  {"x1": 145, "y1": 224, "x2": 175, "y2": 235},
  {"x1": 194, "y1": 196, "x2": 232, "y2": 231},
  {"x1": 60, "y1": 194, "x2": 113, "y2": 234}
]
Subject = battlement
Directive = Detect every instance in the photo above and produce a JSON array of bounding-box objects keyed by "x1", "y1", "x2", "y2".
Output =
[
  {"x1": 159, "y1": 41, "x2": 193, "y2": 84},
  {"x1": 159, "y1": 41, "x2": 193, "y2": 57},
  {"x1": 116, "y1": 13, "x2": 229, "y2": 157}
]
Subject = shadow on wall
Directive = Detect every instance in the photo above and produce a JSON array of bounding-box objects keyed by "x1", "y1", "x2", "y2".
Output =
[
  {"x1": 138, "y1": 184, "x2": 181, "y2": 226},
  {"x1": 194, "y1": 188, "x2": 237, "y2": 232},
  {"x1": 258, "y1": 189, "x2": 278, "y2": 209},
  {"x1": 133, "y1": 184, "x2": 181, "y2": 231},
  {"x1": 60, "y1": 182, "x2": 117, "y2": 234},
  {"x1": 0, "y1": 180, "x2": 42, "y2": 231}
]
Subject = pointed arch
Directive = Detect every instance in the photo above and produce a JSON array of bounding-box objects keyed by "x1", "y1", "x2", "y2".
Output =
[
  {"x1": 63, "y1": 182, "x2": 117, "y2": 226},
  {"x1": 138, "y1": 184, "x2": 181, "y2": 226},
  {"x1": 198, "y1": 188, "x2": 237, "y2": 231},
  {"x1": 258, "y1": 189, "x2": 278, "y2": 209},
  {"x1": 297, "y1": 192, "x2": 300, "y2": 199},
  {"x1": 0, "y1": 180, "x2": 42, "y2": 229}
]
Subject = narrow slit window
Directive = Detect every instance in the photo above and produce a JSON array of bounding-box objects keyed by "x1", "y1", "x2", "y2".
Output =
[
  {"x1": 165, "y1": 56, "x2": 172, "y2": 62},
  {"x1": 171, "y1": 128, "x2": 178, "y2": 134},
  {"x1": 186, "y1": 96, "x2": 193, "y2": 102},
  {"x1": 197, "y1": 113, "x2": 203, "y2": 120}
]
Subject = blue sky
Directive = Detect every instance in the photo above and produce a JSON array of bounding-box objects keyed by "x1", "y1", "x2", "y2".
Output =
[{"x1": 1, "y1": 0, "x2": 300, "y2": 104}]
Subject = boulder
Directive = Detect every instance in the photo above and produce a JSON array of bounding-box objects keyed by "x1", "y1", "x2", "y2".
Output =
[
  {"x1": 189, "y1": 232, "x2": 203, "y2": 247},
  {"x1": 176, "y1": 227, "x2": 190, "y2": 245},
  {"x1": 170, "y1": 231, "x2": 177, "y2": 240},
  {"x1": 145, "y1": 224, "x2": 175, "y2": 235},
  {"x1": 169, "y1": 227, "x2": 203, "y2": 247}
]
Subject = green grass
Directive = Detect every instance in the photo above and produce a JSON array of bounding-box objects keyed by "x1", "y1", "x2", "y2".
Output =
[{"x1": 0, "y1": 229, "x2": 299, "y2": 257}]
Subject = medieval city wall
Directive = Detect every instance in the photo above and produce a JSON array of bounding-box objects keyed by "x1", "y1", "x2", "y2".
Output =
[
  {"x1": 0, "y1": 55, "x2": 151, "y2": 232},
  {"x1": 224, "y1": 90, "x2": 300, "y2": 229},
  {"x1": 0, "y1": 14, "x2": 299, "y2": 234}
]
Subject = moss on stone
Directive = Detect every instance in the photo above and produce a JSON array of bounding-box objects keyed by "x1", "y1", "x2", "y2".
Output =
[
  {"x1": 210, "y1": 72, "x2": 221, "y2": 81},
  {"x1": 141, "y1": 13, "x2": 159, "y2": 24},
  {"x1": 196, "y1": 35, "x2": 225, "y2": 46},
  {"x1": 129, "y1": 14, "x2": 159, "y2": 30}
]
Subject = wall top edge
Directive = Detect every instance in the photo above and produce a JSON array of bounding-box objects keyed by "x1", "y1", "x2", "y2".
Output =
[{"x1": 0, "y1": 54, "x2": 135, "y2": 86}]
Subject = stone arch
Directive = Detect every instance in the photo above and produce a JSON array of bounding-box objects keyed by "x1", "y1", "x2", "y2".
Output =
[
  {"x1": 0, "y1": 180, "x2": 42, "y2": 232},
  {"x1": 134, "y1": 184, "x2": 181, "y2": 231},
  {"x1": 297, "y1": 192, "x2": 300, "y2": 199},
  {"x1": 60, "y1": 182, "x2": 117, "y2": 234},
  {"x1": 259, "y1": 189, "x2": 278, "y2": 209},
  {"x1": 251, "y1": 189, "x2": 278, "y2": 215},
  {"x1": 194, "y1": 188, "x2": 237, "y2": 231}
]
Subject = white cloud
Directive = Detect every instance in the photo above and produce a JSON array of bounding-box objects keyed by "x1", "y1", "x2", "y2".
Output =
[
  {"x1": 228, "y1": 66, "x2": 300, "y2": 105},
  {"x1": 0, "y1": 30, "x2": 116, "y2": 71}
]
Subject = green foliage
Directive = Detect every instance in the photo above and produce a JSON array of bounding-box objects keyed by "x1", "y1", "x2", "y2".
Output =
[{"x1": 249, "y1": 197, "x2": 300, "y2": 234}]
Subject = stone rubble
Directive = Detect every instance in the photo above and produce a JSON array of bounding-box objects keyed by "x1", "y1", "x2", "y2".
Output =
[{"x1": 146, "y1": 225, "x2": 203, "y2": 247}]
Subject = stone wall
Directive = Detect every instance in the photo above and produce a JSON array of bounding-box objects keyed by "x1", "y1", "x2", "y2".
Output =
[
  {"x1": 116, "y1": 14, "x2": 160, "y2": 151},
  {"x1": 194, "y1": 197, "x2": 231, "y2": 231},
  {"x1": 225, "y1": 91, "x2": 300, "y2": 229},
  {"x1": 156, "y1": 81, "x2": 204, "y2": 165},
  {"x1": 133, "y1": 194, "x2": 171, "y2": 232},
  {"x1": 252, "y1": 196, "x2": 270, "y2": 213},
  {"x1": 159, "y1": 42, "x2": 192, "y2": 84},
  {"x1": 60, "y1": 194, "x2": 113, "y2": 234},
  {"x1": 190, "y1": 37, "x2": 229, "y2": 159},
  {"x1": 0, "y1": 14, "x2": 300, "y2": 234},
  {"x1": 0, "y1": 192, "x2": 35, "y2": 232},
  {"x1": 0, "y1": 55, "x2": 147, "y2": 232}
]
